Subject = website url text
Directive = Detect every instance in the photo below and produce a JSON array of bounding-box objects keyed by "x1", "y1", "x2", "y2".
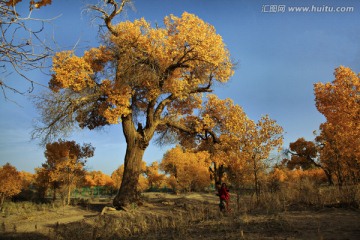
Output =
[{"x1": 261, "y1": 5, "x2": 355, "y2": 13}]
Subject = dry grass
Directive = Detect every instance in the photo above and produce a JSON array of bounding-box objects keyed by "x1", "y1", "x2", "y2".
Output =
[{"x1": 0, "y1": 185, "x2": 359, "y2": 239}]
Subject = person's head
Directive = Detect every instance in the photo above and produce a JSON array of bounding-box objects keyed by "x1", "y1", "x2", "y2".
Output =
[{"x1": 221, "y1": 183, "x2": 227, "y2": 188}]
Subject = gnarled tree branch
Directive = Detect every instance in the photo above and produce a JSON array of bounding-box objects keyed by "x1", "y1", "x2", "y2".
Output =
[{"x1": 88, "y1": 0, "x2": 131, "y2": 37}]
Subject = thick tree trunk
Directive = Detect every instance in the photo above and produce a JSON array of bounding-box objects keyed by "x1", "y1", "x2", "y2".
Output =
[
  {"x1": 112, "y1": 111, "x2": 154, "y2": 209},
  {"x1": 113, "y1": 142, "x2": 145, "y2": 208}
]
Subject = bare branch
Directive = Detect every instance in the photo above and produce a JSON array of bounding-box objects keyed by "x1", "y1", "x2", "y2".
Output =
[
  {"x1": 0, "y1": 1, "x2": 58, "y2": 100},
  {"x1": 88, "y1": 0, "x2": 131, "y2": 37},
  {"x1": 160, "y1": 118, "x2": 220, "y2": 145},
  {"x1": 31, "y1": 88, "x2": 103, "y2": 146}
]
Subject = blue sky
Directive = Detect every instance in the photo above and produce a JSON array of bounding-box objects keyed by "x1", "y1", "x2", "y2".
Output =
[{"x1": 1, "y1": 0, "x2": 360, "y2": 175}]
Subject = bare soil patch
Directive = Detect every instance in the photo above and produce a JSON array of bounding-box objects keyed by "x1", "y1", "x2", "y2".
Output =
[{"x1": 1, "y1": 193, "x2": 359, "y2": 239}]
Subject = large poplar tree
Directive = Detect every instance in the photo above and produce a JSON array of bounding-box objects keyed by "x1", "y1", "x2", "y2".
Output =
[
  {"x1": 33, "y1": 0, "x2": 234, "y2": 208},
  {"x1": 314, "y1": 66, "x2": 360, "y2": 185}
]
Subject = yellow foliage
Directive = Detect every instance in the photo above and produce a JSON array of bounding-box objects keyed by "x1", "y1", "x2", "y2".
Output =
[
  {"x1": 6, "y1": 0, "x2": 52, "y2": 9},
  {"x1": 213, "y1": 113, "x2": 283, "y2": 188},
  {"x1": 137, "y1": 174, "x2": 149, "y2": 192},
  {"x1": 45, "y1": 12, "x2": 237, "y2": 201},
  {"x1": 314, "y1": 66, "x2": 360, "y2": 155},
  {"x1": 49, "y1": 12, "x2": 233, "y2": 125},
  {"x1": 42, "y1": 140, "x2": 94, "y2": 202},
  {"x1": 50, "y1": 51, "x2": 95, "y2": 92},
  {"x1": 0, "y1": 163, "x2": 22, "y2": 205},
  {"x1": 284, "y1": 168, "x2": 327, "y2": 185},
  {"x1": 111, "y1": 165, "x2": 124, "y2": 190},
  {"x1": 314, "y1": 66, "x2": 360, "y2": 184},
  {"x1": 99, "y1": 80, "x2": 132, "y2": 124},
  {"x1": 19, "y1": 171, "x2": 35, "y2": 189},
  {"x1": 84, "y1": 171, "x2": 114, "y2": 187},
  {"x1": 161, "y1": 146, "x2": 211, "y2": 192},
  {"x1": 269, "y1": 168, "x2": 287, "y2": 183},
  {"x1": 202, "y1": 95, "x2": 249, "y2": 137},
  {"x1": 83, "y1": 46, "x2": 113, "y2": 72},
  {"x1": 146, "y1": 161, "x2": 166, "y2": 189}
]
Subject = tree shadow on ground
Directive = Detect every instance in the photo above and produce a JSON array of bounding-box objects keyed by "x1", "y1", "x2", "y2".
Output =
[
  {"x1": 46, "y1": 221, "x2": 94, "y2": 240},
  {"x1": 0, "y1": 232, "x2": 49, "y2": 240}
]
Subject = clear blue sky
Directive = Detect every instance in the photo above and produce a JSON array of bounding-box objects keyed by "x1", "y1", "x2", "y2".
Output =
[{"x1": 1, "y1": 0, "x2": 359, "y2": 175}]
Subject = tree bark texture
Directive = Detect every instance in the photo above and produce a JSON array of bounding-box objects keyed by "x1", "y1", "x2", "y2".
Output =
[
  {"x1": 113, "y1": 141, "x2": 145, "y2": 208},
  {"x1": 113, "y1": 116, "x2": 148, "y2": 208}
]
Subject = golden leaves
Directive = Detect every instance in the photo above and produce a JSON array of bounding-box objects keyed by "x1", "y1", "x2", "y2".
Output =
[
  {"x1": 85, "y1": 171, "x2": 114, "y2": 187},
  {"x1": 313, "y1": 66, "x2": 360, "y2": 185},
  {"x1": 269, "y1": 168, "x2": 327, "y2": 186},
  {"x1": 99, "y1": 80, "x2": 132, "y2": 124},
  {"x1": 111, "y1": 165, "x2": 124, "y2": 189},
  {"x1": 49, "y1": 12, "x2": 234, "y2": 128},
  {"x1": 167, "y1": 93, "x2": 203, "y2": 116},
  {"x1": 5, "y1": 0, "x2": 22, "y2": 6},
  {"x1": 0, "y1": 163, "x2": 22, "y2": 201},
  {"x1": 43, "y1": 140, "x2": 94, "y2": 185},
  {"x1": 161, "y1": 146, "x2": 211, "y2": 192},
  {"x1": 146, "y1": 161, "x2": 166, "y2": 189},
  {"x1": 202, "y1": 94, "x2": 250, "y2": 140},
  {"x1": 83, "y1": 46, "x2": 113, "y2": 72},
  {"x1": 5, "y1": 0, "x2": 52, "y2": 10},
  {"x1": 251, "y1": 115, "x2": 284, "y2": 154},
  {"x1": 19, "y1": 171, "x2": 35, "y2": 189},
  {"x1": 200, "y1": 96, "x2": 283, "y2": 187},
  {"x1": 314, "y1": 66, "x2": 359, "y2": 123},
  {"x1": 314, "y1": 66, "x2": 360, "y2": 164},
  {"x1": 163, "y1": 12, "x2": 233, "y2": 82},
  {"x1": 50, "y1": 51, "x2": 95, "y2": 92},
  {"x1": 107, "y1": 12, "x2": 233, "y2": 101},
  {"x1": 33, "y1": 0, "x2": 52, "y2": 9}
]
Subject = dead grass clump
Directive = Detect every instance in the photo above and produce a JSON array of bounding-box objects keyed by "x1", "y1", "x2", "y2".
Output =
[
  {"x1": 1, "y1": 201, "x2": 58, "y2": 217},
  {"x1": 319, "y1": 185, "x2": 360, "y2": 208},
  {"x1": 236, "y1": 182, "x2": 360, "y2": 213},
  {"x1": 50, "y1": 201, "x2": 223, "y2": 239}
]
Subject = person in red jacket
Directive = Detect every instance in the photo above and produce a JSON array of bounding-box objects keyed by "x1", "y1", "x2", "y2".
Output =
[{"x1": 217, "y1": 182, "x2": 230, "y2": 212}]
